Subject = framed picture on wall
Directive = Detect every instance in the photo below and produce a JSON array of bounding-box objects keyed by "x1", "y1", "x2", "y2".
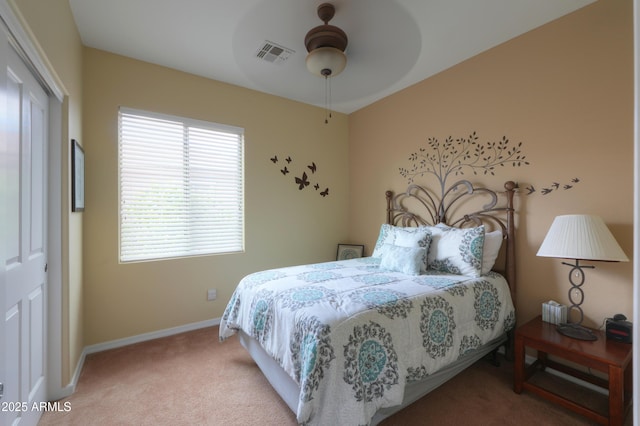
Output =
[
  {"x1": 71, "y1": 139, "x2": 85, "y2": 212},
  {"x1": 336, "y1": 244, "x2": 364, "y2": 261}
]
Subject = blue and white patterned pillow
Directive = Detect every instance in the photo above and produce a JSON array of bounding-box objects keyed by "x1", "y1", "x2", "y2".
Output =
[
  {"x1": 432, "y1": 224, "x2": 503, "y2": 275},
  {"x1": 427, "y1": 224, "x2": 485, "y2": 277},
  {"x1": 372, "y1": 224, "x2": 432, "y2": 273},
  {"x1": 379, "y1": 244, "x2": 426, "y2": 275}
]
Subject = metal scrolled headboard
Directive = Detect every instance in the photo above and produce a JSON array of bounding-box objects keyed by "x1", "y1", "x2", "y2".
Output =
[{"x1": 385, "y1": 180, "x2": 517, "y2": 306}]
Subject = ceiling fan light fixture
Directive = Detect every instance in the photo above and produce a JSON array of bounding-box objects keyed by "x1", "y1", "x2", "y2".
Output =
[
  {"x1": 304, "y1": 3, "x2": 348, "y2": 78},
  {"x1": 303, "y1": 3, "x2": 348, "y2": 123},
  {"x1": 305, "y1": 46, "x2": 347, "y2": 77}
]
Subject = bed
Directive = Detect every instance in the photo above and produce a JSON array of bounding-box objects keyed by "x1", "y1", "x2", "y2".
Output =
[{"x1": 219, "y1": 180, "x2": 518, "y2": 425}]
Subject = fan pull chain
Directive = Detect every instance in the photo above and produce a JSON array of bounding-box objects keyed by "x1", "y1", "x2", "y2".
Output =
[
  {"x1": 324, "y1": 76, "x2": 329, "y2": 124},
  {"x1": 324, "y1": 75, "x2": 333, "y2": 124},
  {"x1": 328, "y1": 76, "x2": 333, "y2": 120}
]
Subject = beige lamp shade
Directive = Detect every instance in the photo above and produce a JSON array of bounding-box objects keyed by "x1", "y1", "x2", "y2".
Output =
[{"x1": 537, "y1": 214, "x2": 628, "y2": 262}]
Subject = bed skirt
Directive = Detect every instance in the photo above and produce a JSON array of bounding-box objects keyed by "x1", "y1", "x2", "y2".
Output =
[{"x1": 238, "y1": 330, "x2": 507, "y2": 425}]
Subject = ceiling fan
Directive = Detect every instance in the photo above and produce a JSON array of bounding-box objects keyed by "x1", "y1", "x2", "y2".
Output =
[{"x1": 304, "y1": 3, "x2": 348, "y2": 78}]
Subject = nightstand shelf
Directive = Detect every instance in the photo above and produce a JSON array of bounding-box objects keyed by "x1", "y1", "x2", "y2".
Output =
[{"x1": 514, "y1": 316, "x2": 632, "y2": 425}]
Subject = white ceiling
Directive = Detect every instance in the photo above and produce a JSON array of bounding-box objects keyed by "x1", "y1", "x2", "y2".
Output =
[{"x1": 68, "y1": 0, "x2": 595, "y2": 114}]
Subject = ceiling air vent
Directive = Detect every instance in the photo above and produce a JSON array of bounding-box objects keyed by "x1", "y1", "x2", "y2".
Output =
[{"x1": 255, "y1": 41, "x2": 294, "y2": 64}]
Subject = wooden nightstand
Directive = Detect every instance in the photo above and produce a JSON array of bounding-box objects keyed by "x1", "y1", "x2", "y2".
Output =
[{"x1": 514, "y1": 315, "x2": 632, "y2": 425}]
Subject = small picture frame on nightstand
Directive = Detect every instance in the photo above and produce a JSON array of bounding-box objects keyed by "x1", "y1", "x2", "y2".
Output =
[{"x1": 336, "y1": 244, "x2": 364, "y2": 260}]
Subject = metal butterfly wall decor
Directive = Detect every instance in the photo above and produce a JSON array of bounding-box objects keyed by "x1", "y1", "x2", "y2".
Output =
[
  {"x1": 295, "y1": 172, "x2": 310, "y2": 190},
  {"x1": 270, "y1": 154, "x2": 330, "y2": 198}
]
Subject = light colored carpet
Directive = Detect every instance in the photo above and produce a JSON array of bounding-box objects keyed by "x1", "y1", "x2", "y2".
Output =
[{"x1": 39, "y1": 326, "x2": 630, "y2": 425}]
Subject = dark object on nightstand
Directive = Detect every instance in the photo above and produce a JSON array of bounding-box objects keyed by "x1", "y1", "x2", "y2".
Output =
[
  {"x1": 606, "y1": 314, "x2": 633, "y2": 343},
  {"x1": 556, "y1": 321, "x2": 597, "y2": 341}
]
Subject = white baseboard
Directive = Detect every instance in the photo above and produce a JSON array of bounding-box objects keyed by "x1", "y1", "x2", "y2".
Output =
[
  {"x1": 524, "y1": 354, "x2": 608, "y2": 396},
  {"x1": 47, "y1": 382, "x2": 75, "y2": 402},
  {"x1": 65, "y1": 317, "x2": 221, "y2": 395},
  {"x1": 83, "y1": 317, "x2": 221, "y2": 355},
  {"x1": 62, "y1": 321, "x2": 607, "y2": 401}
]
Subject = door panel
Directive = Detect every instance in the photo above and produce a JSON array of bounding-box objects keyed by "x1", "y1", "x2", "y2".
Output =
[
  {"x1": 6, "y1": 67, "x2": 19, "y2": 264},
  {"x1": 4, "y1": 305, "x2": 19, "y2": 408},
  {"x1": 28, "y1": 287, "x2": 44, "y2": 400},
  {"x1": 29, "y1": 100, "x2": 45, "y2": 254},
  {"x1": 2, "y1": 43, "x2": 48, "y2": 426}
]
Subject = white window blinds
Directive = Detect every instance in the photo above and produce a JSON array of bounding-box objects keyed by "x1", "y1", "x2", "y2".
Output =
[{"x1": 118, "y1": 108, "x2": 244, "y2": 262}]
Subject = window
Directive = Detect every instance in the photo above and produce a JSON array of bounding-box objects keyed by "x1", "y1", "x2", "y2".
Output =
[{"x1": 118, "y1": 108, "x2": 244, "y2": 262}]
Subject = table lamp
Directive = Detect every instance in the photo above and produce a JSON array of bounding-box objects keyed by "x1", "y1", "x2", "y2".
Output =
[{"x1": 536, "y1": 214, "x2": 628, "y2": 340}]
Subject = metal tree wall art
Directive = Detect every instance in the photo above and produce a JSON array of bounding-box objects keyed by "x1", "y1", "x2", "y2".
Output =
[
  {"x1": 399, "y1": 131, "x2": 582, "y2": 198},
  {"x1": 399, "y1": 132, "x2": 529, "y2": 194}
]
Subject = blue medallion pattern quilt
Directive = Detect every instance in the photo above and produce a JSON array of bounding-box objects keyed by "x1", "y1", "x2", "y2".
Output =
[{"x1": 219, "y1": 257, "x2": 515, "y2": 426}]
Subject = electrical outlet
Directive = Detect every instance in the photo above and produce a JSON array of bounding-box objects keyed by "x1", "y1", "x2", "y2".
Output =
[{"x1": 207, "y1": 289, "x2": 217, "y2": 301}]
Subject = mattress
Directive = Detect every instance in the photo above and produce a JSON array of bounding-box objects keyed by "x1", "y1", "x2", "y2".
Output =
[{"x1": 219, "y1": 257, "x2": 515, "y2": 425}]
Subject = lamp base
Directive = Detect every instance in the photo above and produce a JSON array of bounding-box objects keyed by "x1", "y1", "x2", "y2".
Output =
[{"x1": 556, "y1": 323, "x2": 597, "y2": 341}]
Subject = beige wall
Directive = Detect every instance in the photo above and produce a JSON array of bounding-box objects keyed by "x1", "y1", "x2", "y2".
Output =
[
  {"x1": 14, "y1": 0, "x2": 633, "y2": 380},
  {"x1": 12, "y1": 0, "x2": 83, "y2": 385},
  {"x1": 81, "y1": 49, "x2": 349, "y2": 345},
  {"x1": 349, "y1": 0, "x2": 633, "y2": 328}
]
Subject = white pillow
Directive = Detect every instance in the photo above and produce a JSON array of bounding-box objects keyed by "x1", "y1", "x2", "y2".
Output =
[
  {"x1": 379, "y1": 244, "x2": 426, "y2": 275},
  {"x1": 372, "y1": 224, "x2": 432, "y2": 273},
  {"x1": 482, "y1": 230, "x2": 503, "y2": 275},
  {"x1": 427, "y1": 224, "x2": 485, "y2": 277}
]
